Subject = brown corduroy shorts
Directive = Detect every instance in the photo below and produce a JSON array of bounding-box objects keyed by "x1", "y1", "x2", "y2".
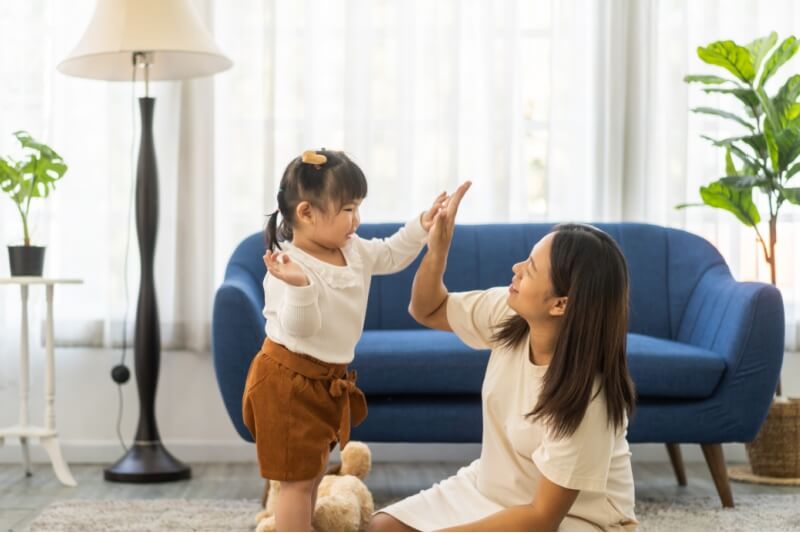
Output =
[{"x1": 242, "y1": 338, "x2": 367, "y2": 481}]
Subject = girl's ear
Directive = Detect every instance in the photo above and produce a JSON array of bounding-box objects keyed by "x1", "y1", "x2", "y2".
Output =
[
  {"x1": 295, "y1": 201, "x2": 314, "y2": 225},
  {"x1": 549, "y1": 296, "x2": 568, "y2": 317}
]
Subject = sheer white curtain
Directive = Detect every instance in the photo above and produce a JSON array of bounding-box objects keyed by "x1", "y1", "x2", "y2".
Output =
[
  {"x1": 1, "y1": 0, "x2": 548, "y2": 352},
  {"x1": 212, "y1": 0, "x2": 552, "y2": 279},
  {"x1": 0, "y1": 0, "x2": 214, "y2": 351},
  {"x1": 548, "y1": 0, "x2": 800, "y2": 350},
  {"x1": 2, "y1": 0, "x2": 797, "y2": 351}
]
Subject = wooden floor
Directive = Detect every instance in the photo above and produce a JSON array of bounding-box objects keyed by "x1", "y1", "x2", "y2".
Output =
[{"x1": 2, "y1": 461, "x2": 798, "y2": 531}]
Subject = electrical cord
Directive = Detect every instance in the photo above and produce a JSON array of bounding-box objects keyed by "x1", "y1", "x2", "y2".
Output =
[{"x1": 110, "y1": 60, "x2": 139, "y2": 452}]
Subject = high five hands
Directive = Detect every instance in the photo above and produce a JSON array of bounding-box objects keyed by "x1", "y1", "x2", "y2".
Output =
[
  {"x1": 420, "y1": 191, "x2": 448, "y2": 232},
  {"x1": 264, "y1": 180, "x2": 472, "y2": 285},
  {"x1": 427, "y1": 181, "x2": 472, "y2": 257}
]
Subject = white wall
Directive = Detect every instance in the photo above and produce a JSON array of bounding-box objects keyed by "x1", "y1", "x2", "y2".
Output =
[{"x1": 1, "y1": 337, "x2": 799, "y2": 465}]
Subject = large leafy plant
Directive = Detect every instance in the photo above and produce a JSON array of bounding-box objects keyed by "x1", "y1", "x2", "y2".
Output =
[
  {"x1": 680, "y1": 32, "x2": 800, "y2": 287},
  {"x1": 0, "y1": 131, "x2": 68, "y2": 246}
]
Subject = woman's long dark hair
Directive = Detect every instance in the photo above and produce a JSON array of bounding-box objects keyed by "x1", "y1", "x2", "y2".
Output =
[
  {"x1": 265, "y1": 150, "x2": 368, "y2": 251},
  {"x1": 491, "y1": 224, "x2": 636, "y2": 438}
]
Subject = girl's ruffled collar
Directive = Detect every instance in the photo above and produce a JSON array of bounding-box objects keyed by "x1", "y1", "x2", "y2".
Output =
[{"x1": 283, "y1": 239, "x2": 363, "y2": 288}]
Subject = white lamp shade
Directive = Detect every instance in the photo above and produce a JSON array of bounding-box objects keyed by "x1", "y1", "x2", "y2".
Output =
[{"x1": 57, "y1": 0, "x2": 232, "y2": 81}]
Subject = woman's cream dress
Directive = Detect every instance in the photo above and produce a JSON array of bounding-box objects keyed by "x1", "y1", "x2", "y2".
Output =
[{"x1": 379, "y1": 288, "x2": 637, "y2": 531}]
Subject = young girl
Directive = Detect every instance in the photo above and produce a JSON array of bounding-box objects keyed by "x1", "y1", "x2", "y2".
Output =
[
  {"x1": 242, "y1": 149, "x2": 454, "y2": 531},
  {"x1": 370, "y1": 187, "x2": 638, "y2": 531}
]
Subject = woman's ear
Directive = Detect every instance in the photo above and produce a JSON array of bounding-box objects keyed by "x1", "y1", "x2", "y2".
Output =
[
  {"x1": 295, "y1": 201, "x2": 314, "y2": 225},
  {"x1": 549, "y1": 296, "x2": 568, "y2": 317}
]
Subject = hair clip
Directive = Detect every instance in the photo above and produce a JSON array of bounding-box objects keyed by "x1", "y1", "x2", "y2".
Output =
[{"x1": 301, "y1": 150, "x2": 327, "y2": 167}]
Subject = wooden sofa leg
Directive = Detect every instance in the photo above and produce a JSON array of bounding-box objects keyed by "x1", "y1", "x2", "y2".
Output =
[
  {"x1": 700, "y1": 443, "x2": 734, "y2": 508},
  {"x1": 665, "y1": 443, "x2": 687, "y2": 486}
]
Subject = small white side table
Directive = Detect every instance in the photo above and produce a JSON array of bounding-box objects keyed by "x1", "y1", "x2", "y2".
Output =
[{"x1": 0, "y1": 277, "x2": 82, "y2": 487}]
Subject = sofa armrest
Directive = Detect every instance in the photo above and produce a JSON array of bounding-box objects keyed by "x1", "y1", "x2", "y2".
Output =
[
  {"x1": 212, "y1": 266, "x2": 265, "y2": 441},
  {"x1": 676, "y1": 264, "x2": 784, "y2": 438}
]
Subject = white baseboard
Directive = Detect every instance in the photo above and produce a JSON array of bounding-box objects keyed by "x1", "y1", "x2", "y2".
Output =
[
  {"x1": 0, "y1": 439, "x2": 747, "y2": 465},
  {"x1": 0, "y1": 440, "x2": 256, "y2": 464}
]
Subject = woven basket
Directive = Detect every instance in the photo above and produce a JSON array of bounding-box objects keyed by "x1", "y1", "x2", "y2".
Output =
[{"x1": 746, "y1": 398, "x2": 800, "y2": 478}]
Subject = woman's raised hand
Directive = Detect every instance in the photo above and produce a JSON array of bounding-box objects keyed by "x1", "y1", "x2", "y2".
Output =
[
  {"x1": 428, "y1": 181, "x2": 472, "y2": 257},
  {"x1": 263, "y1": 251, "x2": 310, "y2": 287}
]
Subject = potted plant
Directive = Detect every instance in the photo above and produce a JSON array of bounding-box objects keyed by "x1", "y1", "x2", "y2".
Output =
[
  {"x1": 680, "y1": 32, "x2": 800, "y2": 479},
  {"x1": 0, "y1": 130, "x2": 68, "y2": 276}
]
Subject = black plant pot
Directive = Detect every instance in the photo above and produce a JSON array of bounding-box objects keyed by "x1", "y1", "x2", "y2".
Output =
[{"x1": 8, "y1": 246, "x2": 45, "y2": 277}]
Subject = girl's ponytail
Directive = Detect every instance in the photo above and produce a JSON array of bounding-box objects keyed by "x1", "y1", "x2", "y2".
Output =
[{"x1": 265, "y1": 208, "x2": 281, "y2": 251}]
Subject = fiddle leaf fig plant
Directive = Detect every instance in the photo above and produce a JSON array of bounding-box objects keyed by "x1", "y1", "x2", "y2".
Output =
[
  {"x1": 680, "y1": 32, "x2": 800, "y2": 399},
  {"x1": 679, "y1": 32, "x2": 800, "y2": 287},
  {"x1": 0, "y1": 131, "x2": 68, "y2": 246}
]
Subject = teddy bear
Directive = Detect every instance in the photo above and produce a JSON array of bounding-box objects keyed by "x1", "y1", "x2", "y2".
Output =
[{"x1": 255, "y1": 441, "x2": 374, "y2": 532}]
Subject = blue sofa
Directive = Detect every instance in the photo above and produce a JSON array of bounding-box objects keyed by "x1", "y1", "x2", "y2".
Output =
[{"x1": 212, "y1": 223, "x2": 784, "y2": 507}]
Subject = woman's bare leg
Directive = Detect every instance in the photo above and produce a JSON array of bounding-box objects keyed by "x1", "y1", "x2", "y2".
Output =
[{"x1": 368, "y1": 512, "x2": 419, "y2": 532}]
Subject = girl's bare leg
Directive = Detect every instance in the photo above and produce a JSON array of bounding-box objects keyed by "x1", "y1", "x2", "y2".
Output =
[
  {"x1": 311, "y1": 470, "x2": 324, "y2": 516},
  {"x1": 279, "y1": 450, "x2": 327, "y2": 531},
  {"x1": 311, "y1": 448, "x2": 330, "y2": 513},
  {"x1": 275, "y1": 478, "x2": 315, "y2": 531}
]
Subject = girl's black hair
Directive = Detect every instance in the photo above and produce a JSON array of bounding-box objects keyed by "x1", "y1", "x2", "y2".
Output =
[{"x1": 265, "y1": 150, "x2": 368, "y2": 251}]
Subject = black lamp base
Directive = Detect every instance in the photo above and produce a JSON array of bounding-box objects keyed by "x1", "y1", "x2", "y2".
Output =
[{"x1": 104, "y1": 442, "x2": 191, "y2": 483}]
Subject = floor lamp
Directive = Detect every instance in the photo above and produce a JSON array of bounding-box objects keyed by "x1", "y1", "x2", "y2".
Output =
[{"x1": 57, "y1": 0, "x2": 232, "y2": 482}]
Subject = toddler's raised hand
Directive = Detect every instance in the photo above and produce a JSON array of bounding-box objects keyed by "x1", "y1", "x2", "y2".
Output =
[
  {"x1": 420, "y1": 191, "x2": 448, "y2": 232},
  {"x1": 263, "y1": 251, "x2": 310, "y2": 287}
]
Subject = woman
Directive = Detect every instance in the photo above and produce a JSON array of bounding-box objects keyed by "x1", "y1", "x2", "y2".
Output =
[{"x1": 369, "y1": 186, "x2": 638, "y2": 531}]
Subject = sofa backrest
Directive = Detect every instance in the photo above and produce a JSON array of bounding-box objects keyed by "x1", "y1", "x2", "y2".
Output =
[{"x1": 227, "y1": 222, "x2": 729, "y2": 340}]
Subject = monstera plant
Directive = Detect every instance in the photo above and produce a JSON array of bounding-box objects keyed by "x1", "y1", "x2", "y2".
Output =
[
  {"x1": 0, "y1": 130, "x2": 68, "y2": 276},
  {"x1": 681, "y1": 32, "x2": 800, "y2": 478}
]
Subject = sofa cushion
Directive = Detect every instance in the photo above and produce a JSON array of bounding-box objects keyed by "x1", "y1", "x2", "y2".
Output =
[
  {"x1": 352, "y1": 396, "x2": 483, "y2": 442},
  {"x1": 352, "y1": 330, "x2": 726, "y2": 399},
  {"x1": 627, "y1": 333, "x2": 726, "y2": 399},
  {"x1": 353, "y1": 330, "x2": 490, "y2": 395}
]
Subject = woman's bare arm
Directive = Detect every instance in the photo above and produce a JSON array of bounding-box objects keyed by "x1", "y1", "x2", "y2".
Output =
[
  {"x1": 408, "y1": 181, "x2": 471, "y2": 331},
  {"x1": 438, "y1": 476, "x2": 578, "y2": 532}
]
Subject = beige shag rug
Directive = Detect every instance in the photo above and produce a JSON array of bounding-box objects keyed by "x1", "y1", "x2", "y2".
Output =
[
  {"x1": 29, "y1": 499, "x2": 262, "y2": 532},
  {"x1": 29, "y1": 494, "x2": 800, "y2": 531}
]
